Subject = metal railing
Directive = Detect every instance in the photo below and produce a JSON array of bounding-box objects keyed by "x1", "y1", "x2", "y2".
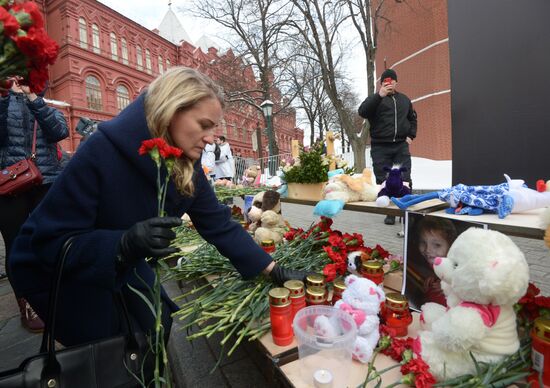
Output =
[{"x1": 233, "y1": 153, "x2": 292, "y2": 184}]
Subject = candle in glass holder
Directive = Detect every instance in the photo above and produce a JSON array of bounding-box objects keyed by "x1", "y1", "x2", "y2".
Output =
[
  {"x1": 313, "y1": 369, "x2": 333, "y2": 388},
  {"x1": 331, "y1": 278, "x2": 346, "y2": 305},
  {"x1": 306, "y1": 273, "x2": 325, "y2": 288},
  {"x1": 306, "y1": 286, "x2": 327, "y2": 306},
  {"x1": 268, "y1": 288, "x2": 293, "y2": 346},
  {"x1": 284, "y1": 280, "x2": 306, "y2": 322},
  {"x1": 382, "y1": 292, "x2": 413, "y2": 337},
  {"x1": 361, "y1": 260, "x2": 384, "y2": 285},
  {"x1": 261, "y1": 239, "x2": 276, "y2": 254},
  {"x1": 528, "y1": 317, "x2": 550, "y2": 387}
]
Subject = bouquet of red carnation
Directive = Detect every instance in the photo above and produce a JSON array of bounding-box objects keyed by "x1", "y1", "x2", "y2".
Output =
[{"x1": 0, "y1": 0, "x2": 59, "y2": 93}]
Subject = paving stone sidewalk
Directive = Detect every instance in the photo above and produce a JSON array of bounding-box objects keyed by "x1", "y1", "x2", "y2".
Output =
[{"x1": 1, "y1": 201, "x2": 548, "y2": 387}]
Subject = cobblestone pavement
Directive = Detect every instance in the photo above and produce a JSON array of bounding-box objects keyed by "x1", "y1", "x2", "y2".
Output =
[{"x1": 1, "y1": 201, "x2": 548, "y2": 386}]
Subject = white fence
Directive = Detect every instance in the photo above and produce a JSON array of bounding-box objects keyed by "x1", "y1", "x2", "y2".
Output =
[{"x1": 233, "y1": 153, "x2": 292, "y2": 184}]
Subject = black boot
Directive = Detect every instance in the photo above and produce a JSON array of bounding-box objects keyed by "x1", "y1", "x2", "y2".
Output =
[{"x1": 384, "y1": 215, "x2": 396, "y2": 225}]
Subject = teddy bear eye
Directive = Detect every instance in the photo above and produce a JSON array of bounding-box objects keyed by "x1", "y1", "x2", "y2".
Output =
[{"x1": 453, "y1": 262, "x2": 458, "y2": 268}]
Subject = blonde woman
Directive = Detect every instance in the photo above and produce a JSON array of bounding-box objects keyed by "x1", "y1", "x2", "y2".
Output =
[{"x1": 9, "y1": 67, "x2": 307, "y2": 351}]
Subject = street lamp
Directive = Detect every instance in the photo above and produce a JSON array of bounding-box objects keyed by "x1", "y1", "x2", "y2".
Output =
[{"x1": 260, "y1": 100, "x2": 275, "y2": 176}]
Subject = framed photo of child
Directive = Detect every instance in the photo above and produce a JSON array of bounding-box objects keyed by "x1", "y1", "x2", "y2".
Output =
[{"x1": 403, "y1": 212, "x2": 487, "y2": 311}]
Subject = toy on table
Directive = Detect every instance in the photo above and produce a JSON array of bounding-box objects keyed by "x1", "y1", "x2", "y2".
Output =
[
  {"x1": 416, "y1": 228, "x2": 529, "y2": 380},
  {"x1": 392, "y1": 174, "x2": 550, "y2": 218},
  {"x1": 214, "y1": 178, "x2": 234, "y2": 188},
  {"x1": 314, "y1": 275, "x2": 385, "y2": 363},
  {"x1": 313, "y1": 168, "x2": 378, "y2": 217},
  {"x1": 240, "y1": 165, "x2": 261, "y2": 187},
  {"x1": 375, "y1": 165, "x2": 411, "y2": 207},
  {"x1": 247, "y1": 190, "x2": 287, "y2": 244}
]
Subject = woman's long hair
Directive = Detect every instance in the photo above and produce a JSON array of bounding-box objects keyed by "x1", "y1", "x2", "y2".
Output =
[{"x1": 144, "y1": 67, "x2": 224, "y2": 196}]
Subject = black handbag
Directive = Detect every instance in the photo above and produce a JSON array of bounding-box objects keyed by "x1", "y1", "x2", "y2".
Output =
[{"x1": 0, "y1": 238, "x2": 152, "y2": 388}]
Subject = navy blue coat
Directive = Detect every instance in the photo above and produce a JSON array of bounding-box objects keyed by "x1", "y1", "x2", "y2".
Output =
[
  {"x1": 9, "y1": 93, "x2": 273, "y2": 345},
  {"x1": 0, "y1": 91, "x2": 69, "y2": 183}
]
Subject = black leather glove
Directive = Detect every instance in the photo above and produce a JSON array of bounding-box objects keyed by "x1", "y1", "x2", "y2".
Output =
[
  {"x1": 116, "y1": 216, "x2": 182, "y2": 268},
  {"x1": 268, "y1": 263, "x2": 314, "y2": 286}
]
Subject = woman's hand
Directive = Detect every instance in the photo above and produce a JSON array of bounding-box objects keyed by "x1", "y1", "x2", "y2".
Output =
[{"x1": 266, "y1": 262, "x2": 314, "y2": 286}]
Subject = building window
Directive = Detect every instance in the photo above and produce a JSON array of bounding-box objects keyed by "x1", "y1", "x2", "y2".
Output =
[
  {"x1": 85, "y1": 75, "x2": 102, "y2": 111},
  {"x1": 116, "y1": 85, "x2": 130, "y2": 111},
  {"x1": 145, "y1": 49, "x2": 152, "y2": 74},
  {"x1": 136, "y1": 45, "x2": 143, "y2": 70},
  {"x1": 79, "y1": 17, "x2": 87, "y2": 49},
  {"x1": 158, "y1": 55, "x2": 164, "y2": 74},
  {"x1": 92, "y1": 24, "x2": 100, "y2": 54},
  {"x1": 166, "y1": 58, "x2": 170, "y2": 69},
  {"x1": 110, "y1": 32, "x2": 118, "y2": 60},
  {"x1": 121, "y1": 38, "x2": 128, "y2": 65}
]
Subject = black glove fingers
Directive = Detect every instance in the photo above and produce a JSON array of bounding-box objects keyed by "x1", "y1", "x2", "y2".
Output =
[
  {"x1": 149, "y1": 226, "x2": 177, "y2": 241},
  {"x1": 148, "y1": 216, "x2": 182, "y2": 228}
]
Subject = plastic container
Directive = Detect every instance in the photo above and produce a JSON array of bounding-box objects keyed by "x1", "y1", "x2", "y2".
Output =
[{"x1": 293, "y1": 305, "x2": 357, "y2": 387}]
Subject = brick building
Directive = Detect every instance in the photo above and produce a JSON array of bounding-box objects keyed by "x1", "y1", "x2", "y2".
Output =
[
  {"x1": 374, "y1": 0, "x2": 451, "y2": 160},
  {"x1": 36, "y1": 0, "x2": 303, "y2": 157}
]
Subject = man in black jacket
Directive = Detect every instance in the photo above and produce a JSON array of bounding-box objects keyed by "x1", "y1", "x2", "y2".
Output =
[{"x1": 358, "y1": 69, "x2": 417, "y2": 225}]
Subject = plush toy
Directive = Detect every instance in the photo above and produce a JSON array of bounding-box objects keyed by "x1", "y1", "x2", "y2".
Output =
[
  {"x1": 314, "y1": 275, "x2": 385, "y2": 363},
  {"x1": 416, "y1": 228, "x2": 529, "y2": 380},
  {"x1": 214, "y1": 178, "x2": 234, "y2": 188},
  {"x1": 346, "y1": 250, "x2": 369, "y2": 275},
  {"x1": 241, "y1": 165, "x2": 261, "y2": 187},
  {"x1": 314, "y1": 168, "x2": 378, "y2": 217},
  {"x1": 375, "y1": 165, "x2": 411, "y2": 207},
  {"x1": 392, "y1": 174, "x2": 550, "y2": 218},
  {"x1": 247, "y1": 190, "x2": 286, "y2": 244}
]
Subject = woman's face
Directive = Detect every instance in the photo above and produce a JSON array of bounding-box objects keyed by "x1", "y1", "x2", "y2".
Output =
[
  {"x1": 418, "y1": 230, "x2": 450, "y2": 266},
  {"x1": 169, "y1": 97, "x2": 222, "y2": 161}
]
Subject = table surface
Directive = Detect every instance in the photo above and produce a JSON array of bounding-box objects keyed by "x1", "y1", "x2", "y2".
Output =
[
  {"x1": 281, "y1": 198, "x2": 447, "y2": 216},
  {"x1": 429, "y1": 208, "x2": 546, "y2": 239},
  {"x1": 279, "y1": 314, "x2": 421, "y2": 388}
]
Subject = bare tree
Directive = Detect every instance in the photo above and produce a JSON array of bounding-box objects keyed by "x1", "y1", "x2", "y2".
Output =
[
  {"x1": 184, "y1": 0, "x2": 300, "y2": 157},
  {"x1": 287, "y1": 0, "x2": 372, "y2": 168}
]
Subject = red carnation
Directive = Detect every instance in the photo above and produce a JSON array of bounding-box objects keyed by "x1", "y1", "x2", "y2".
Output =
[
  {"x1": 0, "y1": 7, "x2": 19, "y2": 36},
  {"x1": 323, "y1": 263, "x2": 337, "y2": 282},
  {"x1": 401, "y1": 358, "x2": 431, "y2": 375},
  {"x1": 139, "y1": 138, "x2": 169, "y2": 155},
  {"x1": 159, "y1": 144, "x2": 183, "y2": 159},
  {"x1": 26, "y1": 66, "x2": 49, "y2": 93},
  {"x1": 11, "y1": 1, "x2": 43, "y2": 29},
  {"x1": 14, "y1": 26, "x2": 59, "y2": 66},
  {"x1": 413, "y1": 370, "x2": 436, "y2": 388}
]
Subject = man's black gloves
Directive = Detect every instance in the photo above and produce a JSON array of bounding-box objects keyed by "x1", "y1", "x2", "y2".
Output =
[
  {"x1": 269, "y1": 263, "x2": 314, "y2": 286},
  {"x1": 116, "y1": 216, "x2": 182, "y2": 269}
]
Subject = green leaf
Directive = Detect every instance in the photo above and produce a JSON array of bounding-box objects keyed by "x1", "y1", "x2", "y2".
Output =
[{"x1": 127, "y1": 284, "x2": 156, "y2": 317}]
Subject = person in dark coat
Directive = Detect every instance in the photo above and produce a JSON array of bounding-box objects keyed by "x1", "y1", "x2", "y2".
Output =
[
  {"x1": 0, "y1": 79, "x2": 69, "y2": 332},
  {"x1": 8, "y1": 67, "x2": 306, "y2": 349},
  {"x1": 358, "y1": 68, "x2": 417, "y2": 225}
]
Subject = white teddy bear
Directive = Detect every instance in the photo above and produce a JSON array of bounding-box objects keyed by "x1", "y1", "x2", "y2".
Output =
[
  {"x1": 417, "y1": 228, "x2": 529, "y2": 380},
  {"x1": 314, "y1": 275, "x2": 385, "y2": 363}
]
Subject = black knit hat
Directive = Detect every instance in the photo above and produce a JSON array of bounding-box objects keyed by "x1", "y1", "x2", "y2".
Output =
[{"x1": 380, "y1": 69, "x2": 397, "y2": 83}]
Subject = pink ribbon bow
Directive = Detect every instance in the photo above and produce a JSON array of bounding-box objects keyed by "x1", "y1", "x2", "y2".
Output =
[{"x1": 339, "y1": 302, "x2": 366, "y2": 327}]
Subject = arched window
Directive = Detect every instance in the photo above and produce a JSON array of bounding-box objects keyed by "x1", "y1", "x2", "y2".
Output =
[
  {"x1": 145, "y1": 49, "x2": 152, "y2": 74},
  {"x1": 92, "y1": 24, "x2": 100, "y2": 54},
  {"x1": 158, "y1": 55, "x2": 164, "y2": 74},
  {"x1": 110, "y1": 32, "x2": 118, "y2": 60},
  {"x1": 136, "y1": 45, "x2": 143, "y2": 70},
  {"x1": 121, "y1": 38, "x2": 128, "y2": 65},
  {"x1": 79, "y1": 17, "x2": 87, "y2": 49},
  {"x1": 116, "y1": 84, "x2": 130, "y2": 111},
  {"x1": 85, "y1": 75, "x2": 102, "y2": 111},
  {"x1": 166, "y1": 58, "x2": 171, "y2": 69}
]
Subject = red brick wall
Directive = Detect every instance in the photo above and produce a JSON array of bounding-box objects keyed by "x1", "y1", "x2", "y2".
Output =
[
  {"x1": 40, "y1": 0, "x2": 302, "y2": 156},
  {"x1": 374, "y1": 0, "x2": 451, "y2": 160}
]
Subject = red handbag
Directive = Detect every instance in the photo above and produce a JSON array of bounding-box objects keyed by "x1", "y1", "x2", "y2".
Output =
[{"x1": 0, "y1": 121, "x2": 43, "y2": 196}]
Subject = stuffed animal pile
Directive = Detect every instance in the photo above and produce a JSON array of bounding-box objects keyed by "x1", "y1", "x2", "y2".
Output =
[
  {"x1": 416, "y1": 228, "x2": 529, "y2": 380},
  {"x1": 375, "y1": 165, "x2": 411, "y2": 207},
  {"x1": 247, "y1": 190, "x2": 287, "y2": 244},
  {"x1": 314, "y1": 168, "x2": 378, "y2": 217},
  {"x1": 314, "y1": 275, "x2": 385, "y2": 363}
]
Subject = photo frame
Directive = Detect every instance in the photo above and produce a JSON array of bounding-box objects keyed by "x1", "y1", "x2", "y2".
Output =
[{"x1": 402, "y1": 212, "x2": 487, "y2": 311}]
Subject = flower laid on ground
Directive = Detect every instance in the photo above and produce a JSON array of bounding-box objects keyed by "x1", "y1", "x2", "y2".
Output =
[
  {"x1": 0, "y1": 1, "x2": 59, "y2": 93},
  {"x1": 516, "y1": 282, "x2": 550, "y2": 324},
  {"x1": 136, "y1": 137, "x2": 183, "y2": 387}
]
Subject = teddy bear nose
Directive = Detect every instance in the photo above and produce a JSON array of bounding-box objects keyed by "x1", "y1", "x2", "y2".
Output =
[{"x1": 434, "y1": 257, "x2": 442, "y2": 266}]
